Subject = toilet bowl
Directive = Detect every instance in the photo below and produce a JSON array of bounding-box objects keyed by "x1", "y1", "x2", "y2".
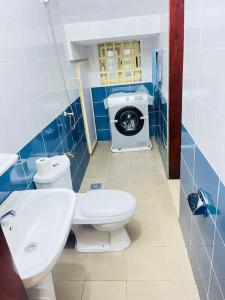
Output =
[{"x1": 33, "y1": 155, "x2": 136, "y2": 252}]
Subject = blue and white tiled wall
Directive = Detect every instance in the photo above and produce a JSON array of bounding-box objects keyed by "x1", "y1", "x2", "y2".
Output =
[
  {"x1": 180, "y1": 126, "x2": 225, "y2": 300},
  {"x1": 0, "y1": 1, "x2": 90, "y2": 205},
  {"x1": 181, "y1": 1, "x2": 225, "y2": 299},
  {"x1": 0, "y1": 98, "x2": 90, "y2": 205},
  {"x1": 155, "y1": 92, "x2": 168, "y2": 173},
  {"x1": 91, "y1": 82, "x2": 158, "y2": 140}
]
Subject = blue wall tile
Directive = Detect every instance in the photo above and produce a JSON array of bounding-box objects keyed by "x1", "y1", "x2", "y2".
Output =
[
  {"x1": 208, "y1": 271, "x2": 224, "y2": 300},
  {"x1": 180, "y1": 156, "x2": 193, "y2": 196},
  {"x1": 95, "y1": 116, "x2": 110, "y2": 130},
  {"x1": 0, "y1": 97, "x2": 90, "y2": 204},
  {"x1": 61, "y1": 131, "x2": 74, "y2": 153},
  {"x1": 42, "y1": 119, "x2": 61, "y2": 155},
  {"x1": 19, "y1": 132, "x2": 46, "y2": 184},
  {"x1": 192, "y1": 216, "x2": 215, "y2": 258},
  {"x1": 179, "y1": 185, "x2": 192, "y2": 249},
  {"x1": 191, "y1": 231, "x2": 211, "y2": 285},
  {"x1": 211, "y1": 231, "x2": 225, "y2": 287},
  {"x1": 0, "y1": 164, "x2": 27, "y2": 204},
  {"x1": 181, "y1": 126, "x2": 195, "y2": 176},
  {"x1": 92, "y1": 87, "x2": 106, "y2": 103},
  {"x1": 149, "y1": 126, "x2": 155, "y2": 137},
  {"x1": 216, "y1": 182, "x2": 225, "y2": 244},
  {"x1": 106, "y1": 84, "x2": 130, "y2": 96},
  {"x1": 149, "y1": 112, "x2": 156, "y2": 127},
  {"x1": 97, "y1": 129, "x2": 111, "y2": 141},
  {"x1": 194, "y1": 148, "x2": 219, "y2": 217},
  {"x1": 75, "y1": 97, "x2": 82, "y2": 118},
  {"x1": 143, "y1": 82, "x2": 153, "y2": 95},
  {"x1": 180, "y1": 125, "x2": 225, "y2": 300},
  {"x1": 156, "y1": 94, "x2": 168, "y2": 168},
  {"x1": 93, "y1": 102, "x2": 108, "y2": 117}
]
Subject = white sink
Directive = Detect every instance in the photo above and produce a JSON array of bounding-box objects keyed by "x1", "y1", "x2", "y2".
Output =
[
  {"x1": 0, "y1": 153, "x2": 18, "y2": 176},
  {"x1": 0, "y1": 189, "x2": 76, "y2": 289}
]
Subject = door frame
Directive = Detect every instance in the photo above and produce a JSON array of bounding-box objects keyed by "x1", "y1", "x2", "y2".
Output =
[
  {"x1": 76, "y1": 59, "x2": 97, "y2": 155},
  {"x1": 168, "y1": 0, "x2": 184, "y2": 179}
]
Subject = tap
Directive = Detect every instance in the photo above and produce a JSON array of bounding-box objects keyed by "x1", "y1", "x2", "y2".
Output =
[{"x1": 0, "y1": 210, "x2": 16, "y2": 224}]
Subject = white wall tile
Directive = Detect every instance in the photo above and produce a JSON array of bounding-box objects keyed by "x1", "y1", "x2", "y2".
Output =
[
  {"x1": 0, "y1": 0, "x2": 78, "y2": 153},
  {"x1": 195, "y1": 101, "x2": 225, "y2": 175},
  {"x1": 198, "y1": 48, "x2": 225, "y2": 120},
  {"x1": 183, "y1": 0, "x2": 225, "y2": 187},
  {"x1": 0, "y1": 18, "x2": 24, "y2": 63},
  {"x1": 0, "y1": 91, "x2": 7, "y2": 116}
]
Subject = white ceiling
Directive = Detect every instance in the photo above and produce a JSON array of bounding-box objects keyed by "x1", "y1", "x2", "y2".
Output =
[{"x1": 57, "y1": 0, "x2": 166, "y2": 23}]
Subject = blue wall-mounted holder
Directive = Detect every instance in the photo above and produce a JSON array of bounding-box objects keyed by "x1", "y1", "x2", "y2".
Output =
[{"x1": 187, "y1": 188, "x2": 210, "y2": 216}]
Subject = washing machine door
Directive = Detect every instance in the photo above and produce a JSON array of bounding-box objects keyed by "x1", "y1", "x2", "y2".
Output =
[{"x1": 115, "y1": 106, "x2": 145, "y2": 136}]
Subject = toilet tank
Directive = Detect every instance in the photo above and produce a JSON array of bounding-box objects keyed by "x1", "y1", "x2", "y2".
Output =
[{"x1": 33, "y1": 155, "x2": 73, "y2": 190}]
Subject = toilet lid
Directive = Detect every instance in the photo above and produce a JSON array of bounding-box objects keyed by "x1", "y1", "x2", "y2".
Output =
[{"x1": 80, "y1": 190, "x2": 136, "y2": 218}]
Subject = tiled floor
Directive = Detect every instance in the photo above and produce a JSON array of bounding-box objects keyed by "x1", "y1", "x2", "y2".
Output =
[{"x1": 53, "y1": 141, "x2": 200, "y2": 300}]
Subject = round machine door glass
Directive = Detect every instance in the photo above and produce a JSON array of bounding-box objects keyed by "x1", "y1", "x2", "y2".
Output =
[{"x1": 115, "y1": 106, "x2": 144, "y2": 136}]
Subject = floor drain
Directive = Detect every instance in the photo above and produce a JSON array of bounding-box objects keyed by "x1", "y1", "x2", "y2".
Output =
[
  {"x1": 90, "y1": 183, "x2": 102, "y2": 190},
  {"x1": 24, "y1": 242, "x2": 38, "y2": 253}
]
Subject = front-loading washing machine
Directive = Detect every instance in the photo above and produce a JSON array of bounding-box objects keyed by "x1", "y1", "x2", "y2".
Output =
[{"x1": 107, "y1": 92, "x2": 152, "y2": 152}]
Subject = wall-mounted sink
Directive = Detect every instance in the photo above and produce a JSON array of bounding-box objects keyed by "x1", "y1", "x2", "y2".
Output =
[
  {"x1": 0, "y1": 153, "x2": 18, "y2": 176},
  {"x1": 0, "y1": 189, "x2": 76, "y2": 298}
]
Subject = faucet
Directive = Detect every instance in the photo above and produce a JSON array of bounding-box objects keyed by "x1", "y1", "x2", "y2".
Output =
[{"x1": 0, "y1": 210, "x2": 16, "y2": 224}]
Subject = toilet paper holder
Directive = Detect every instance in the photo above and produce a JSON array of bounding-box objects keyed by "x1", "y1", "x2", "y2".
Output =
[{"x1": 187, "y1": 188, "x2": 209, "y2": 216}]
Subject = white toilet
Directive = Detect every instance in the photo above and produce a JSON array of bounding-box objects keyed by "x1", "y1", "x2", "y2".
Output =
[{"x1": 33, "y1": 155, "x2": 136, "y2": 252}]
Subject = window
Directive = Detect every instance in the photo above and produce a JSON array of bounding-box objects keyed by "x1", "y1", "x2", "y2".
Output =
[{"x1": 98, "y1": 41, "x2": 141, "y2": 85}]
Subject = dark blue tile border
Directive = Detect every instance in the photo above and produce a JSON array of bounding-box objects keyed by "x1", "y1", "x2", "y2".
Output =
[{"x1": 0, "y1": 97, "x2": 90, "y2": 204}]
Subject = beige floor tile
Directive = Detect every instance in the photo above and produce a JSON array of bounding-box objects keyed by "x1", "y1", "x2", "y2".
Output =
[
  {"x1": 107, "y1": 161, "x2": 129, "y2": 177},
  {"x1": 128, "y1": 174, "x2": 167, "y2": 188},
  {"x1": 154, "y1": 186, "x2": 178, "y2": 221},
  {"x1": 156, "y1": 202, "x2": 178, "y2": 222},
  {"x1": 128, "y1": 163, "x2": 164, "y2": 176},
  {"x1": 91, "y1": 144, "x2": 110, "y2": 159},
  {"x1": 88, "y1": 159, "x2": 107, "y2": 168},
  {"x1": 168, "y1": 179, "x2": 181, "y2": 216},
  {"x1": 134, "y1": 202, "x2": 160, "y2": 222},
  {"x1": 127, "y1": 221, "x2": 164, "y2": 247},
  {"x1": 160, "y1": 220, "x2": 185, "y2": 246},
  {"x1": 86, "y1": 252, "x2": 126, "y2": 280},
  {"x1": 85, "y1": 166, "x2": 108, "y2": 178},
  {"x1": 52, "y1": 249, "x2": 90, "y2": 281},
  {"x1": 104, "y1": 176, "x2": 128, "y2": 189},
  {"x1": 155, "y1": 184, "x2": 174, "y2": 201},
  {"x1": 82, "y1": 281, "x2": 126, "y2": 300},
  {"x1": 73, "y1": 142, "x2": 197, "y2": 300},
  {"x1": 170, "y1": 281, "x2": 200, "y2": 300},
  {"x1": 165, "y1": 247, "x2": 195, "y2": 280},
  {"x1": 126, "y1": 246, "x2": 170, "y2": 280},
  {"x1": 109, "y1": 152, "x2": 129, "y2": 164},
  {"x1": 127, "y1": 281, "x2": 172, "y2": 300},
  {"x1": 54, "y1": 281, "x2": 84, "y2": 300},
  {"x1": 126, "y1": 187, "x2": 155, "y2": 202}
]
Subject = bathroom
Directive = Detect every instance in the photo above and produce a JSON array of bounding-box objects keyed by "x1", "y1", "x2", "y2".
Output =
[{"x1": 0, "y1": 0, "x2": 224, "y2": 299}]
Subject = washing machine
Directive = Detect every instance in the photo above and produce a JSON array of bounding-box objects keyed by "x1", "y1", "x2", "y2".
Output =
[{"x1": 108, "y1": 92, "x2": 152, "y2": 152}]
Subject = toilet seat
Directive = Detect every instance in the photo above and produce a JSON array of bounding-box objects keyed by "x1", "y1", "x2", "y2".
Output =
[{"x1": 73, "y1": 190, "x2": 136, "y2": 225}]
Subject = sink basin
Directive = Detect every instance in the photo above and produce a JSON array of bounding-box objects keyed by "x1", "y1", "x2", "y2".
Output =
[
  {"x1": 0, "y1": 189, "x2": 76, "y2": 288},
  {"x1": 0, "y1": 153, "x2": 18, "y2": 176}
]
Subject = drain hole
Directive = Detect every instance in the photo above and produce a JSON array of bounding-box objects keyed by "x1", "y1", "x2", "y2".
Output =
[{"x1": 24, "y1": 242, "x2": 38, "y2": 253}]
